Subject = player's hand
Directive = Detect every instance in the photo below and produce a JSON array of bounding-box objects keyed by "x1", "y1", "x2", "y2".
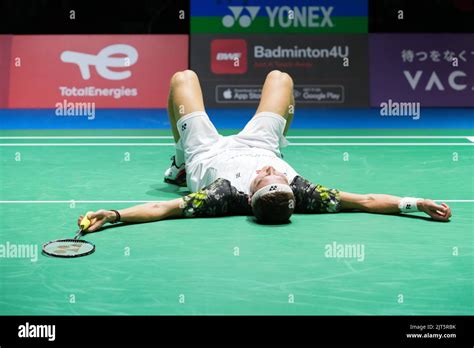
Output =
[
  {"x1": 77, "y1": 210, "x2": 114, "y2": 232},
  {"x1": 418, "y1": 200, "x2": 452, "y2": 221}
]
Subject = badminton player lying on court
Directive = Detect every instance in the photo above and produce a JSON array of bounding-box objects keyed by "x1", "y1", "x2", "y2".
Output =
[{"x1": 78, "y1": 70, "x2": 451, "y2": 231}]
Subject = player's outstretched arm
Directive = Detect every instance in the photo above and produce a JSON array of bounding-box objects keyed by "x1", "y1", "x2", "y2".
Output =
[
  {"x1": 339, "y1": 192, "x2": 452, "y2": 221},
  {"x1": 77, "y1": 198, "x2": 184, "y2": 232},
  {"x1": 76, "y1": 178, "x2": 250, "y2": 232}
]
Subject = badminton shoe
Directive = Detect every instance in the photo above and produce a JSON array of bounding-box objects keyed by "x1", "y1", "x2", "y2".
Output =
[{"x1": 164, "y1": 155, "x2": 187, "y2": 186}]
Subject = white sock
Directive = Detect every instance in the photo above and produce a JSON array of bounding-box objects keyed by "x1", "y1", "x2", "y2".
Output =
[{"x1": 175, "y1": 147, "x2": 185, "y2": 167}]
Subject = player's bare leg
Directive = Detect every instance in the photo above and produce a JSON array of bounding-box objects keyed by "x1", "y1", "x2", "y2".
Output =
[
  {"x1": 255, "y1": 70, "x2": 295, "y2": 136},
  {"x1": 164, "y1": 70, "x2": 206, "y2": 186},
  {"x1": 169, "y1": 70, "x2": 206, "y2": 123},
  {"x1": 167, "y1": 93, "x2": 180, "y2": 143},
  {"x1": 284, "y1": 93, "x2": 295, "y2": 136}
]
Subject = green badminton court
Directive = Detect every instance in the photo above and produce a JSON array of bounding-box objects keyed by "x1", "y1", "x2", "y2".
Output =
[{"x1": 0, "y1": 128, "x2": 472, "y2": 315}]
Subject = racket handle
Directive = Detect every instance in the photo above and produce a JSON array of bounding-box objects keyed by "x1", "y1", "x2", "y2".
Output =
[{"x1": 80, "y1": 211, "x2": 94, "y2": 231}]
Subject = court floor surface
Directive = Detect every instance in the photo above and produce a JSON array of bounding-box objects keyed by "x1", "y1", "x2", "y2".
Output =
[{"x1": 0, "y1": 128, "x2": 472, "y2": 315}]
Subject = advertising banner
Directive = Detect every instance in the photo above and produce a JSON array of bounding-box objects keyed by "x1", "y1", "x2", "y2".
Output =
[
  {"x1": 370, "y1": 34, "x2": 474, "y2": 107},
  {"x1": 191, "y1": 34, "x2": 369, "y2": 107},
  {"x1": 7, "y1": 35, "x2": 188, "y2": 108},
  {"x1": 0, "y1": 35, "x2": 11, "y2": 108},
  {"x1": 191, "y1": 0, "x2": 368, "y2": 34}
]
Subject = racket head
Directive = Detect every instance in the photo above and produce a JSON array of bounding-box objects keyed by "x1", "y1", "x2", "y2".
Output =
[{"x1": 42, "y1": 239, "x2": 95, "y2": 258}]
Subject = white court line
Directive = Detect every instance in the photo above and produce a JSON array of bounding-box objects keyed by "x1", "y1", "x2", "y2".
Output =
[
  {"x1": 288, "y1": 143, "x2": 474, "y2": 146},
  {"x1": 1, "y1": 143, "x2": 473, "y2": 147},
  {"x1": 287, "y1": 136, "x2": 473, "y2": 139},
  {"x1": 0, "y1": 143, "x2": 174, "y2": 146},
  {"x1": 289, "y1": 143, "x2": 473, "y2": 146},
  {"x1": 0, "y1": 135, "x2": 472, "y2": 139},
  {"x1": 432, "y1": 200, "x2": 474, "y2": 202},
  {"x1": 0, "y1": 200, "x2": 472, "y2": 204},
  {"x1": 0, "y1": 136, "x2": 173, "y2": 139},
  {"x1": 0, "y1": 200, "x2": 156, "y2": 203}
]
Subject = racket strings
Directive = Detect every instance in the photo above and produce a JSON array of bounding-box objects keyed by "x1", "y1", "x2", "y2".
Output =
[{"x1": 43, "y1": 239, "x2": 95, "y2": 258}]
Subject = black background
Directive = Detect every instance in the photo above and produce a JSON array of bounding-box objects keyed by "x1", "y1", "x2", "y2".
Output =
[
  {"x1": 0, "y1": 0, "x2": 472, "y2": 34},
  {"x1": 0, "y1": 0, "x2": 189, "y2": 34},
  {"x1": 369, "y1": 0, "x2": 474, "y2": 33},
  {"x1": 0, "y1": 315, "x2": 472, "y2": 346}
]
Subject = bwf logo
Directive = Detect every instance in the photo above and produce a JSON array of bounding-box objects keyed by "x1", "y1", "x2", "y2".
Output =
[
  {"x1": 211, "y1": 39, "x2": 247, "y2": 74},
  {"x1": 60, "y1": 44, "x2": 138, "y2": 80}
]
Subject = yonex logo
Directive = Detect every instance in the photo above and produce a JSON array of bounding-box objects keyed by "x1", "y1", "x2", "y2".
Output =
[
  {"x1": 269, "y1": 185, "x2": 277, "y2": 191},
  {"x1": 61, "y1": 44, "x2": 139, "y2": 81},
  {"x1": 221, "y1": 6, "x2": 334, "y2": 29},
  {"x1": 53, "y1": 244, "x2": 82, "y2": 254},
  {"x1": 222, "y1": 6, "x2": 260, "y2": 28}
]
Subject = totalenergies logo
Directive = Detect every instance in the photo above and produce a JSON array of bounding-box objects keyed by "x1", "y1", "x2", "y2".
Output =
[{"x1": 60, "y1": 44, "x2": 139, "y2": 80}]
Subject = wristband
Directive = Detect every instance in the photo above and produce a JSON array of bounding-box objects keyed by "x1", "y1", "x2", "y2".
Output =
[
  {"x1": 398, "y1": 197, "x2": 421, "y2": 213},
  {"x1": 110, "y1": 210, "x2": 121, "y2": 223}
]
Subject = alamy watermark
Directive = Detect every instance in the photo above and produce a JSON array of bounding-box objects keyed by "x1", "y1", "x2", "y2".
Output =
[
  {"x1": 0, "y1": 242, "x2": 38, "y2": 262},
  {"x1": 18, "y1": 322, "x2": 55, "y2": 341},
  {"x1": 55, "y1": 99, "x2": 96, "y2": 120},
  {"x1": 325, "y1": 241, "x2": 365, "y2": 262},
  {"x1": 380, "y1": 99, "x2": 421, "y2": 120}
]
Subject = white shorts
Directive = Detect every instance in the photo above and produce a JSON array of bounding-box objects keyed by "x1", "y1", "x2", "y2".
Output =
[{"x1": 176, "y1": 111, "x2": 289, "y2": 189}]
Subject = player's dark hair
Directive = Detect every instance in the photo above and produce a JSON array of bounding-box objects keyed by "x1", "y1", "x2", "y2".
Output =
[{"x1": 252, "y1": 191, "x2": 295, "y2": 224}]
